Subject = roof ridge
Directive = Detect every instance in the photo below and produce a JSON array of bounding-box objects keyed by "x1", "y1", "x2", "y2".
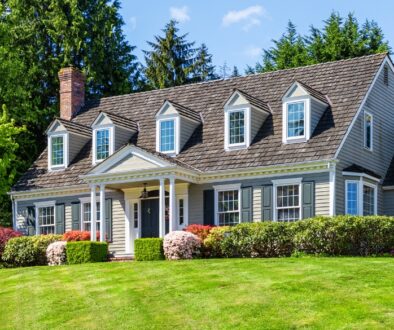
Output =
[{"x1": 81, "y1": 53, "x2": 388, "y2": 105}]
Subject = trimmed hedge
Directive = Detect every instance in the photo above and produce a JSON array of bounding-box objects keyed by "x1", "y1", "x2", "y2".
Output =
[
  {"x1": 134, "y1": 238, "x2": 164, "y2": 261},
  {"x1": 66, "y1": 241, "x2": 108, "y2": 264},
  {"x1": 2, "y1": 235, "x2": 62, "y2": 267},
  {"x1": 203, "y1": 216, "x2": 394, "y2": 258}
]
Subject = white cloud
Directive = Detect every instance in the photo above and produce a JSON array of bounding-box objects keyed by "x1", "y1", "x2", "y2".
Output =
[
  {"x1": 222, "y1": 5, "x2": 267, "y2": 31},
  {"x1": 170, "y1": 6, "x2": 190, "y2": 23},
  {"x1": 243, "y1": 46, "x2": 262, "y2": 58},
  {"x1": 129, "y1": 16, "x2": 137, "y2": 30}
]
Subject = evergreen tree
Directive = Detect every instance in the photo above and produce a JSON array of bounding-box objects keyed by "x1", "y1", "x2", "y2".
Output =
[
  {"x1": 252, "y1": 12, "x2": 390, "y2": 73},
  {"x1": 192, "y1": 43, "x2": 218, "y2": 81},
  {"x1": 231, "y1": 66, "x2": 241, "y2": 77},
  {"x1": 143, "y1": 20, "x2": 197, "y2": 89},
  {"x1": 0, "y1": 0, "x2": 140, "y2": 226}
]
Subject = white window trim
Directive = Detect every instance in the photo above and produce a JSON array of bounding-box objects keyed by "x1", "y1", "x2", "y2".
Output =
[
  {"x1": 224, "y1": 106, "x2": 250, "y2": 151},
  {"x1": 47, "y1": 133, "x2": 68, "y2": 171},
  {"x1": 92, "y1": 125, "x2": 114, "y2": 165},
  {"x1": 156, "y1": 115, "x2": 180, "y2": 156},
  {"x1": 282, "y1": 98, "x2": 310, "y2": 144},
  {"x1": 363, "y1": 111, "x2": 373, "y2": 152},
  {"x1": 34, "y1": 201, "x2": 56, "y2": 235},
  {"x1": 177, "y1": 194, "x2": 189, "y2": 229},
  {"x1": 272, "y1": 178, "x2": 302, "y2": 221},
  {"x1": 213, "y1": 183, "x2": 242, "y2": 226},
  {"x1": 79, "y1": 197, "x2": 101, "y2": 231},
  {"x1": 345, "y1": 178, "x2": 378, "y2": 216}
]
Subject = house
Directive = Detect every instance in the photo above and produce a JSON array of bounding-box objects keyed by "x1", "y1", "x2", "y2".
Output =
[{"x1": 9, "y1": 53, "x2": 394, "y2": 257}]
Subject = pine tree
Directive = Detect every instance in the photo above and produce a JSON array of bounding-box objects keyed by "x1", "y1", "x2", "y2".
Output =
[
  {"x1": 143, "y1": 20, "x2": 198, "y2": 89},
  {"x1": 192, "y1": 43, "x2": 218, "y2": 82},
  {"x1": 231, "y1": 66, "x2": 241, "y2": 77}
]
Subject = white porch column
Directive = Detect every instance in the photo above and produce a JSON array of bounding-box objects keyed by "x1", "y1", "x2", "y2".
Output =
[
  {"x1": 159, "y1": 178, "x2": 166, "y2": 238},
  {"x1": 99, "y1": 184, "x2": 106, "y2": 242},
  {"x1": 90, "y1": 185, "x2": 97, "y2": 241},
  {"x1": 169, "y1": 177, "x2": 176, "y2": 232}
]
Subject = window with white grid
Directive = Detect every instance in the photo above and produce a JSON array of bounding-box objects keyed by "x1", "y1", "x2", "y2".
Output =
[
  {"x1": 51, "y1": 136, "x2": 64, "y2": 166},
  {"x1": 38, "y1": 206, "x2": 55, "y2": 234},
  {"x1": 229, "y1": 111, "x2": 245, "y2": 144},
  {"x1": 287, "y1": 102, "x2": 305, "y2": 138},
  {"x1": 133, "y1": 203, "x2": 139, "y2": 228},
  {"x1": 276, "y1": 185, "x2": 301, "y2": 222},
  {"x1": 363, "y1": 185, "x2": 375, "y2": 216},
  {"x1": 160, "y1": 120, "x2": 175, "y2": 152},
  {"x1": 96, "y1": 129, "x2": 110, "y2": 160},
  {"x1": 82, "y1": 202, "x2": 101, "y2": 232},
  {"x1": 217, "y1": 190, "x2": 240, "y2": 226},
  {"x1": 178, "y1": 199, "x2": 184, "y2": 225}
]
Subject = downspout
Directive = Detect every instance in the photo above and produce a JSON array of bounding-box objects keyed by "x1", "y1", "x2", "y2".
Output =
[{"x1": 329, "y1": 162, "x2": 336, "y2": 216}]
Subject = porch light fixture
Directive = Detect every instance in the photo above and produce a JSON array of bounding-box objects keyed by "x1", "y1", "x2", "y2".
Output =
[{"x1": 139, "y1": 183, "x2": 148, "y2": 199}]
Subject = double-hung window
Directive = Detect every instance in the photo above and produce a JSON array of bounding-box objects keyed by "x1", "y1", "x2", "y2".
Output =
[
  {"x1": 96, "y1": 129, "x2": 110, "y2": 161},
  {"x1": 38, "y1": 206, "x2": 55, "y2": 234},
  {"x1": 51, "y1": 136, "x2": 64, "y2": 166},
  {"x1": 276, "y1": 184, "x2": 301, "y2": 222},
  {"x1": 364, "y1": 112, "x2": 373, "y2": 151},
  {"x1": 287, "y1": 101, "x2": 305, "y2": 139},
  {"x1": 215, "y1": 186, "x2": 241, "y2": 226},
  {"x1": 82, "y1": 202, "x2": 101, "y2": 232},
  {"x1": 346, "y1": 180, "x2": 377, "y2": 215},
  {"x1": 159, "y1": 120, "x2": 175, "y2": 153},
  {"x1": 229, "y1": 110, "x2": 245, "y2": 145}
]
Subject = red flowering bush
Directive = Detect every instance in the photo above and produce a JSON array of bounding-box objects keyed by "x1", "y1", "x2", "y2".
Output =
[
  {"x1": 184, "y1": 224, "x2": 214, "y2": 241},
  {"x1": 0, "y1": 227, "x2": 22, "y2": 258},
  {"x1": 62, "y1": 231, "x2": 99, "y2": 242}
]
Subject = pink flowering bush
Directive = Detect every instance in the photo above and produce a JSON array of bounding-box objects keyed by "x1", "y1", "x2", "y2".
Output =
[
  {"x1": 163, "y1": 231, "x2": 201, "y2": 260},
  {"x1": 46, "y1": 241, "x2": 67, "y2": 266}
]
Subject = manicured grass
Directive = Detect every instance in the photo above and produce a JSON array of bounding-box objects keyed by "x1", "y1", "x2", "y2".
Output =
[{"x1": 0, "y1": 258, "x2": 393, "y2": 329}]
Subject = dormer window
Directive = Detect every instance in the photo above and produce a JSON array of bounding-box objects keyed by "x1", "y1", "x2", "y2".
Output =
[
  {"x1": 96, "y1": 128, "x2": 111, "y2": 160},
  {"x1": 159, "y1": 119, "x2": 176, "y2": 153},
  {"x1": 287, "y1": 101, "x2": 305, "y2": 139},
  {"x1": 282, "y1": 81, "x2": 328, "y2": 144},
  {"x1": 49, "y1": 134, "x2": 67, "y2": 169},
  {"x1": 224, "y1": 89, "x2": 270, "y2": 151},
  {"x1": 156, "y1": 100, "x2": 201, "y2": 156}
]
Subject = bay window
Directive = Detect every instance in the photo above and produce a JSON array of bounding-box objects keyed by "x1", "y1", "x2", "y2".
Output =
[{"x1": 345, "y1": 180, "x2": 377, "y2": 215}]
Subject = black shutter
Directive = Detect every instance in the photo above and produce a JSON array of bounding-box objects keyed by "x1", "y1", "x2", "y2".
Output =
[
  {"x1": 55, "y1": 204, "x2": 65, "y2": 234},
  {"x1": 241, "y1": 187, "x2": 252, "y2": 222},
  {"x1": 302, "y1": 182, "x2": 315, "y2": 219},
  {"x1": 105, "y1": 198, "x2": 113, "y2": 242},
  {"x1": 71, "y1": 202, "x2": 81, "y2": 230},
  {"x1": 261, "y1": 185, "x2": 273, "y2": 221},
  {"x1": 203, "y1": 189, "x2": 215, "y2": 225},
  {"x1": 26, "y1": 206, "x2": 36, "y2": 236}
]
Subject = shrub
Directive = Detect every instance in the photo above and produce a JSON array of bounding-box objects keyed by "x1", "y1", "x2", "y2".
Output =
[
  {"x1": 63, "y1": 231, "x2": 94, "y2": 242},
  {"x1": 134, "y1": 238, "x2": 164, "y2": 261},
  {"x1": 31, "y1": 234, "x2": 63, "y2": 265},
  {"x1": 0, "y1": 227, "x2": 21, "y2": 258},
  {"x1": 203, "y1": 226, "x2": 230, "y2": 257},
  {"x1": 163, "y1": 231, "x2": 201, "y2": 260},
  {"x1": 2, "y1": 237, "x2": 36, "y2": 267},
  {"x1": 66, "y1": 241, "x2": 108, "y2": 264},
  {"x1": 184, "y1": 224, "x2": 214, "y2": 241},
  {"x1": 46, "y1": 241, "x2": 67, "y2": 266}
]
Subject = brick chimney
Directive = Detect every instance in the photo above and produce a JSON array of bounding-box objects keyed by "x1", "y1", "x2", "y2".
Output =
[{"x1": 58, "y1": 67, "x2": 85, "y2": 120}]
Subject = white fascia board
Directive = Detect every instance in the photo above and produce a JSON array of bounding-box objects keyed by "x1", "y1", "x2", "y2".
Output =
[
  {"x1": 91, "y1": 112, "x2": 113, "y2": 128},
  {"x1": 342, "y1": 171, "x2": 381, "y2": 183},
  {"x1": 46, "y1": 119, "x2": 66, "y2": 135},
  {"x1": 335, "y1": 56, "x2": 391, "y2": 158}
]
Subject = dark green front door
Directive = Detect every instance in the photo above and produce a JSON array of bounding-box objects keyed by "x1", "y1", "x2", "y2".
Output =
[{"x1": 141, "y1": 199, "x2": 160, "y2": 238}]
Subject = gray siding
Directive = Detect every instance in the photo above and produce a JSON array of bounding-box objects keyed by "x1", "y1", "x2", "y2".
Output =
[
  {"x1": 16, "y1": 190, "x2": 126, "y2": 256},
  {"x1": 188, "y1": 172, "x2": 330, "y2": 224},
  {"x1": 115, "y1": 126, "x2": 133, "y2": 150},
  {"x1": 250, "y1": 108, "x2": 267, "y2": 143},
  {"x1": 336, "y1": 65, "x2": 394, "y2": 215},
  {"x1": 69, "y1": 134, "x2": 89, "y2": 164},
  {"x1": 310, "y1": 99, "x2": 327, "y2": 136},
  {"x1": 180, "y1": 117, "x2": 198, "y2": 150}
]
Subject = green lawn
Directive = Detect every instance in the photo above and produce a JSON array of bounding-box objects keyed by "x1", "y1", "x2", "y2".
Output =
[{"x1": 0, "y1": 258, "x2": 393, "y2": 329}]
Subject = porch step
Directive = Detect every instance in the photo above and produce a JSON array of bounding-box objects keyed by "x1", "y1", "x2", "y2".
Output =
[{"x1": 109, "y1": 255, "x2": 134, "y2": 262}]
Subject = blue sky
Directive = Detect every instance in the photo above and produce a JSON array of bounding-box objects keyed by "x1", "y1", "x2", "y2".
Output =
[{"x1": 119, "y1": 1, "x2": 394, "y2": 73}]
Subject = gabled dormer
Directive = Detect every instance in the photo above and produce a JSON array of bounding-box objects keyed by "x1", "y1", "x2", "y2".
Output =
[
  {"x1": 46, "y1": 118, "x2": 91, "y2": 171},
  {"x1": 155, "y1": 100, "x2": 201, "y2": 156},
  {"x1": 223, "y1": 89, "x2": 270, "y2": 151},
  {"x1": 282, "y1": 81, "x2": 329, "y2": 144},
  {"x1": 91, "y1": 111, "x2": 138, "y2": 165}
]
